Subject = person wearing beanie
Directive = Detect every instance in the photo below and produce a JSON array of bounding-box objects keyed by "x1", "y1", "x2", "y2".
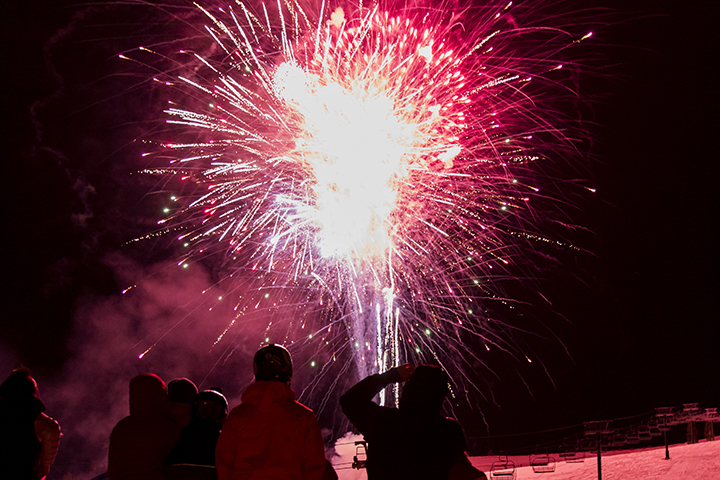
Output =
[
  {"x1": 168, "y1": 378, "x2": 198, "y2": 428},
  {"x1": 341, "y1": 364, "x2": 476, "y2": 480},
  {"x1": 215, "y1": 344, "x2": 325, "y2": 480},
  {"x1": 0, "y1": 369, "x2": 62, "y2": 480},
  {"x1": 108, "y1": 373, "x2": 182, "y2": 480},
  {"x1": 168, "y1": 390, "x2": 228, "y2": 480}
]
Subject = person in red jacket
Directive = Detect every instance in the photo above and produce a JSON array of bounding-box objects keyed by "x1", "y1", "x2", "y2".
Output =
[
  {"x1": 215, "y1": 344, "x2": 325, "y2": 480},
  {"x1": 108, "y1": 373, "x2": 182, "y2": 480}
]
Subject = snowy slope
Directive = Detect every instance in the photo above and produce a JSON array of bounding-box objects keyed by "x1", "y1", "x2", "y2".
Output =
[
  {"x1": 470, "y1": 440, "x2": 720, "y2": 479},
  {"x1": 332, "y1": 436, "x2": 720, "y2": 480}
]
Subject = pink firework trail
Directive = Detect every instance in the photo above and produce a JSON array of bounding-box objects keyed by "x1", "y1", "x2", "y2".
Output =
[{"x1": 133, "y1": 0, "x2": 593, "y2": 410}]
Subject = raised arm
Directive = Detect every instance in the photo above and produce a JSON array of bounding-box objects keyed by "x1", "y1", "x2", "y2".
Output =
[{"x1": 339, "y1": 364, "x2": 414, "y2": 435}]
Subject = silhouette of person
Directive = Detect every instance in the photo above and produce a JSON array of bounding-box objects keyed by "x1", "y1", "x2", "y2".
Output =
[
  {"x1": 108, "y1": 373, "x2": 182, "y2": 480},
  {"x1": 168, "y1": 378, "x2": 199, "y2": 428},
  {"x1": 0, "y1": 369, "x2": 62, "y2": 480},
  {"x1": 215, "y1": 344, "x2": 325, "y2": 480},
  {"x1": 340, "y1": 364, "x2": 469, "y2": 480},
  {"x1": 168, "y1": 389, "x2": 228, "y2": 480}
]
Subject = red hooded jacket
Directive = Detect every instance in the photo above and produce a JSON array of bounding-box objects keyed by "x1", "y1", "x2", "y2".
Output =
[{"x1": 215, "y1": 381, "x2": 325, "y2": 480}]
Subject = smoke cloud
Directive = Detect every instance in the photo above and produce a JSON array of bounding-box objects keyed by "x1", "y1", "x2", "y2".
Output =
[{"x1": 41, "y1": 252, "x2": 266, "y2": 479}]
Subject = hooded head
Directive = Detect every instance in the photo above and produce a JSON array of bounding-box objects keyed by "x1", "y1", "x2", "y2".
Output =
[
  {"x1": 253, "y1": 344, "x2": 293, "y2": 384},
  {"x1": 399, "y1": 365, "x2": 449, "y2": 414},
  {"x1": 129, "y1": 373, "x2": 169, "y2": 415},
  {"x1": 168, "y1": 378, "x2": 198, "y2": 404},
  {"x1": 0, "y1": 370, "x2": 39, "y2": 401}
]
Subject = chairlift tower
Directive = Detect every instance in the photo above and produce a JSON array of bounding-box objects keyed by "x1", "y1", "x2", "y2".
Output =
[
  {"x1": 655, "y1": 407, "x2": 674, "y2": 460},
  {"x1": 584, "y1": 421, "x2": 614, "y2": 480}
]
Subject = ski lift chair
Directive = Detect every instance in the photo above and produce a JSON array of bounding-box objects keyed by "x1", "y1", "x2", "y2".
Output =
[
  {"x1": 638, "y1": 425, "x2": 652, "y2": 442},
  {"x1": 563, "y1": 451, "x2": 585, "y2": 463},
  {"x1": 558, "y1": 442, "x2": 584, "y2": 463},
  {"x1": 578, "y1": 438, "x2": 595, "y2": 452},
  {"x1": 625, "y1": 430, "x2": 640, "y2": 445},
  {"x1": 646, "y1": 421, "x2": 662, "y2": 437},
  {"x1": 490, "y1": 455, "x2": 516, "y2": 480},
  {"x1": 352, "y1": 441, "x2": 367, "y2": 470},
  {"x1": 610, "y1": 434, "x2": 626, "y2": 448},
  {"x1": 530, "y1": 454, "x2": 556, "y2": 473}
]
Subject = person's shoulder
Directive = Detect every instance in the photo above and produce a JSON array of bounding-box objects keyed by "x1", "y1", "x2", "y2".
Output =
[
  {"x1": 112, "y1": 414, "x2": 133, "y2": 427},
  {"x1": 35, "y1": 411, "x2": 60, "y2": 432},
  {"x1": 442, "y1": 416, "x2": 463, "y2": 427},
  {"x1": 290, "y1": 399, "x2": 318, "y2": 419},
  {"x1": 109, "y1": 415, "x2": 133, "y2": 438},
  {"x1": 291, "y1": 399, "x2": 314, "y2": 413}
]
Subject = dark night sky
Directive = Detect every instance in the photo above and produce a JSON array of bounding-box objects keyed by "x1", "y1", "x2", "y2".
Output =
[{"x1": 1, "y1": 0, "x2": 718, "y2": 472}]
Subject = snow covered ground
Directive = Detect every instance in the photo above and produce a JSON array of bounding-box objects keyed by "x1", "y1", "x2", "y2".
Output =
[{"x1": 332, "y1": 436, "x2": 720, "y2": 480}]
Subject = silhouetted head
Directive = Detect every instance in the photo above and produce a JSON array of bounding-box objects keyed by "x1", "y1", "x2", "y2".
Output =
[
  {"x1": 191, "y1": 390, "x2": 228, "y2": 424},
  {"x1": 168, "y1": 378, "x2": 198, "y2": 404},
  {"x1": 129, "y1": 373, "x2": 168, "y2": 415},
  {"x1": 0, "y1": 369, "x2": 39, "y2": 400},
  {"x1": 253, "y1": 344, "x2": 293, "y2": 384},
  {"x1": 399, "y1": 365, "x2": 449, "y2": 414}
]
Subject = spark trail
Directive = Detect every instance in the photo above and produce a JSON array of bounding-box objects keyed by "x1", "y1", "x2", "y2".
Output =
[{"x1": 133, "y1": 0, "x2": 593, "y2": 411}]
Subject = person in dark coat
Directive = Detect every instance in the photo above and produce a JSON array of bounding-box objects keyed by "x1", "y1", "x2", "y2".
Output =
[
  {"x1": 108, "y1": 373, "x2": 182, "y2": 480},
  {"x1": 168, "y1": 378, "x2": 198, "y2": 428},
  {"x1": 168, "y1": 389, "x2": 228, "y2": 480},
  {"x1": 0, "y1": 369, "x2": 62, "y2": 480},
  {"x1": 340, "y1": 364, "x2": 467, "y2": 480}
]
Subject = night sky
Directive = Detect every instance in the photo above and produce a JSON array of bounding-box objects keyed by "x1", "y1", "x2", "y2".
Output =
[{"x1": 2, "y1": 0, "x2": 718, "y2": 474}]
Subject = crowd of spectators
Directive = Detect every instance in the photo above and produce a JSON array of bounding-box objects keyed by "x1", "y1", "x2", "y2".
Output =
[{"x1": 1, "y1": 345, "x2": 484, "y2": 480}]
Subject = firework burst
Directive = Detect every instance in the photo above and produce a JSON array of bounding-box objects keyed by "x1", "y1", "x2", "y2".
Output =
[{"x1": 131, "y1": 0, "x2": 593, "y2": 418}]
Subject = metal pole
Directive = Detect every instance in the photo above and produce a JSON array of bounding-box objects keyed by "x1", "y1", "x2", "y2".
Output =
[
  {"x1": 663, "y1": 416, "x2": 670, "y2": 460},
  {"x1": 596, "y1": 432, "x2": 602, "y2": 480}
]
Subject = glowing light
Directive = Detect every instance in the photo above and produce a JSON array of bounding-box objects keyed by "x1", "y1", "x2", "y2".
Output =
[{"x1": 137, "y1": 0, "x2": 593, "y2": 405}]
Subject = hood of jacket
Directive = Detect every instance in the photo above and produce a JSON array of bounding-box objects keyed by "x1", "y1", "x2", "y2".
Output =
[
  {"x1": 241, "y1": 380, "x2": 295, "y2": 413},
  {"x1": 129, "y1": 373, "x2": 169, "y2": 416}
]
